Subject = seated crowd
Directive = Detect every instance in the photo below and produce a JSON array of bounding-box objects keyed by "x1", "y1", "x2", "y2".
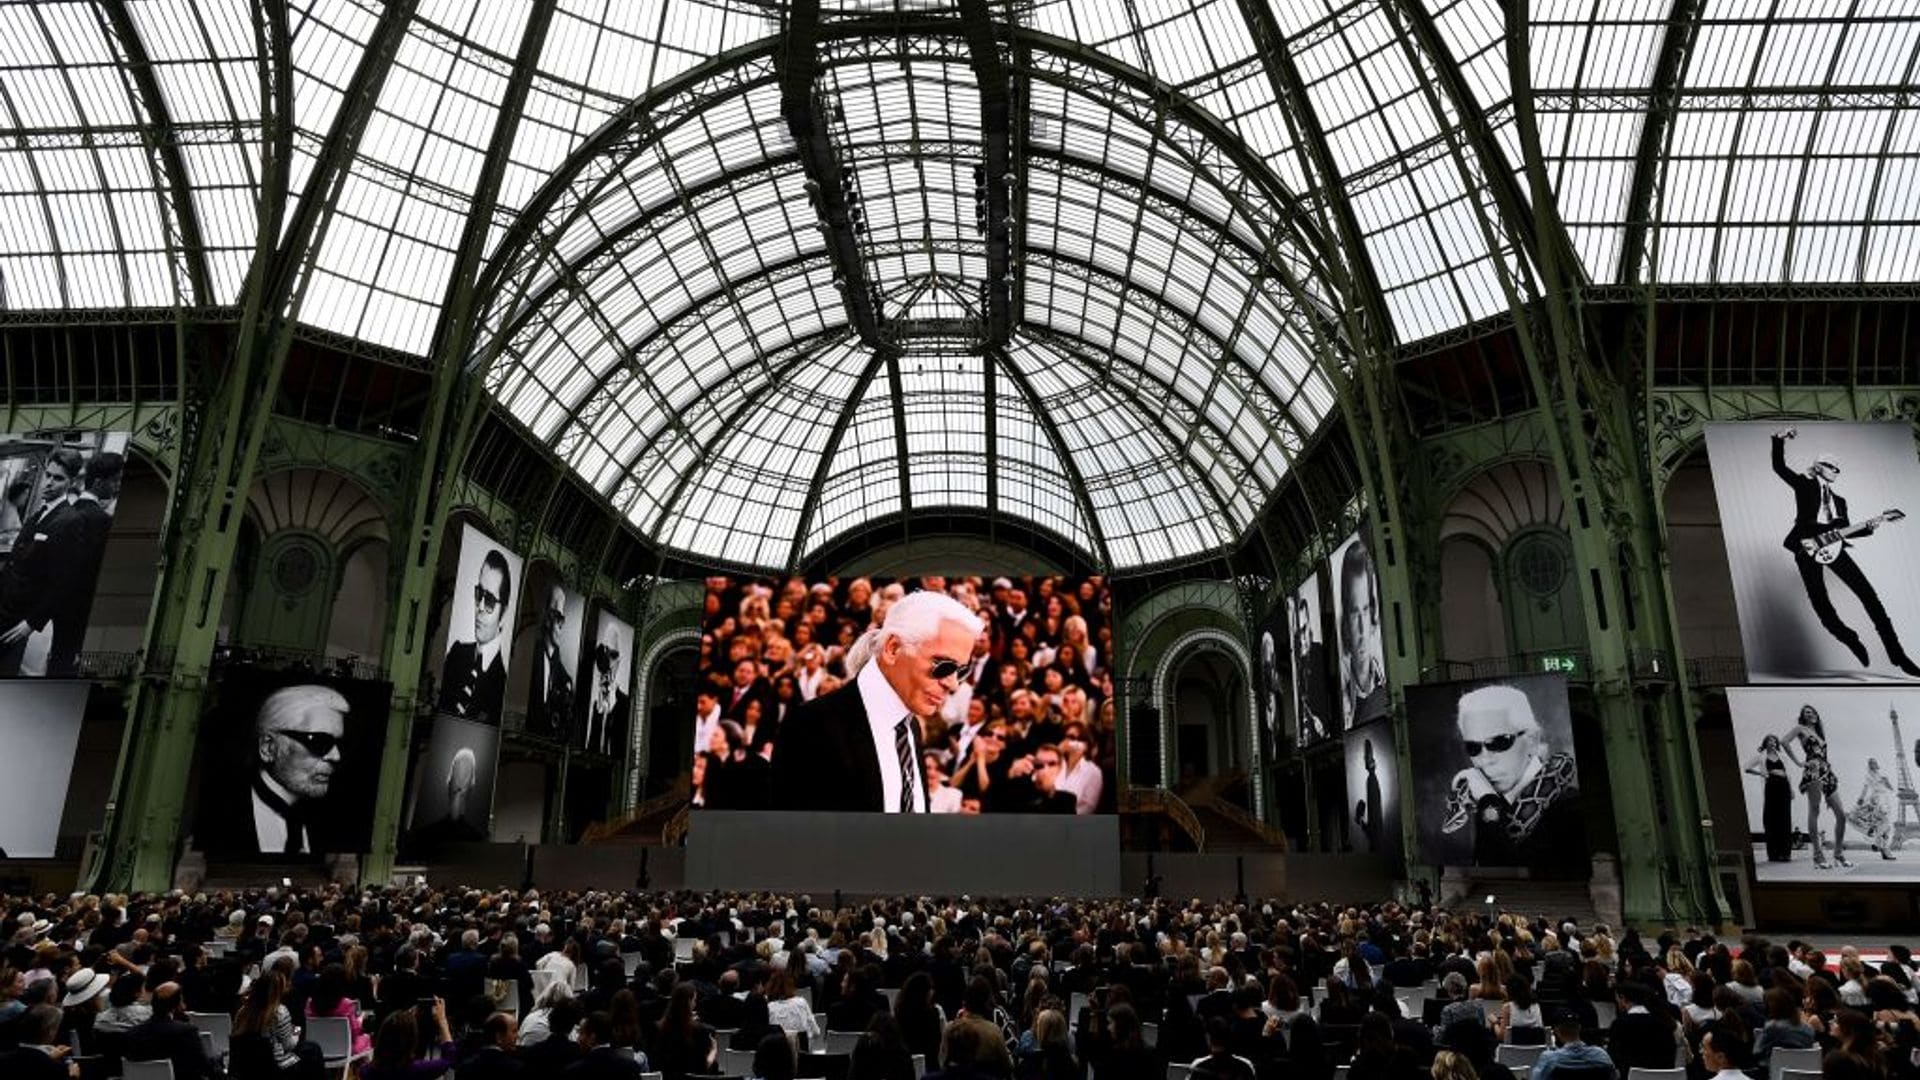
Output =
[{"x1": 0, "y1": 888, "x2": 1914, "y2": 1080}]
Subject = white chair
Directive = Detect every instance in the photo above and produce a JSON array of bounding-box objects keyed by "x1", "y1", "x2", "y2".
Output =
[
  {"x1": 824, "y1": 1031, "x2": 864, "y2": 1054},
  {"x1": 622, "y1": 951, "x2": 645, "y2": 977},
  {"x1": 913, "y1": 1053, "x2": 926, "y2": 1079},
  {"x1": 880, "y1": 988, "x2": 900, "y2": 1008},
  {"x1": 124, "y1": 1062, "x2": 177, "y2": 1080},
  {"x1": 643, "y1": 1073, "x2": 664, "y2": 1080},
  {"x1": 1591, "y1": 1001, "x2": 1616, "y2": 1029},
  {"x1": 722, "y1": 1048, "x2": 758, "y2": 1075},
  {"x1": 797, "y1": 987, "x2": 814, "y2": 1008},
  {"x1": 490, "y1": 979, "x2": 522, "y2": 1019},
  {"x1": 1771, "y1": 1049, "x2": 1825, "y2": 1080},
  {"x1": 1334, "y1": 1067, "x2": 1350, "y2": 1080},
  {"x1": 1141, "y1": 1023, "x2": 1159, "y2": 1049},
  {"x1": 1782, "y1": 1070, "x2": 1823, "y2": 1080},
  {"x1": 674, "y1": 937, "x2": 696, "y2": 962},
  {"x1": 1070, "y1": 993, "x2": 1090, "y2": 1022},
  {"x1": 812, "y1": 1012, "x2": 829, "y2": 1034},
  {"x1": 309, "y1": 1015, "x2": 370, "y2": 1079},
  {"x1": 1166, "y1": 1065, "x2": 1191, "y2": 1080},
  {"x1": 1495, "y1": 1045, "x2": 1545, "y2": 1071},
  {"x1": 1627, "y1": 1069, "x2": 1687, "y2": 1080},
  {"x1": 189, "y1": 1011, "x2": 232, "y2": 1064},
  {"x1": 615, "y1": 1048, "x2": 638, "y2": 1062},
  {"x1": 531, "y1": 968, "x2": 563, "y2": 1002}
]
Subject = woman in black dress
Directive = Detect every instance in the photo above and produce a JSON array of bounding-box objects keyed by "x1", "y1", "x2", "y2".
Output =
[{"x1": 1744, "y1": 734, "x2": 1796, "y2": 862}]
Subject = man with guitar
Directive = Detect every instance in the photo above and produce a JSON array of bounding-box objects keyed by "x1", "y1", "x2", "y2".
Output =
[{"x1": 1773, "y1": 427, "x2": 1920, "y2": 677}]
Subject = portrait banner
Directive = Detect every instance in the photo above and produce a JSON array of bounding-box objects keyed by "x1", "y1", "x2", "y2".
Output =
[
  {"x1": 1730, "y1": 685, "x2": 1920, "y2": 883},
  {"x1": 1256, "y1": 599, "x2": 1291, "y2": 762},
  {"x1": 577, "y1": 607, "x2": 634, "y2": 757},
  {"x1": 1290, "y1": 570, "x2": 1334, "y2": 747},
  {"x1": 437, "y1": 523, "x2": 525, "y2": 725},
  {"x1": 1344, "y1": 718, "x2": 1401, "y2": 862},
  {"x1": 0, "y1": 431, "x2": 130, "y2": 677},
  {"x1": 0, "y1": 680, "x2": 91, "y2": 857},
  {"x1": 1329, "y1": 526, "x2": 1389, "y2": 730},
  {"x1": 1705, "y1": 421, "x2": 1920, "y2": 683},
  {"x1": 405, "y1": 713, "x2": 501, "y2": 849},
  {"x1": 1406, "y1": 673, "x2": 1583, "y2": 868},
  {"x1": 193, "y1": 668, "x2": 392, "y2": 856},
  {"x1": 524, "y1": 577, "x2": 586, "y2": 740}
]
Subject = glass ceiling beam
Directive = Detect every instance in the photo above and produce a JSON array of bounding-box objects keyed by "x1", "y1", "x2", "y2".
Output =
[
  {"x1": 95, "y1": 0, "x2": 212, "y2": 306},
  {"x1": 1618, "y1": 0, "x2": 1704, "y2": 287},
  {"x1": 988, "y1": 345, "x2": 1113, "y2": 573},
  {"x1": 788, "y1": 343, "x2": 892, "y2": 573},
  {"x1": 960, "y1": 0, "x2": 1014, "y2": 346},
  {"x1": 780, "y1": 0, "x2": 889, "y2": 349},
  {"x1": 883, "y1": 346, "x2": 913, "y2": 515}
]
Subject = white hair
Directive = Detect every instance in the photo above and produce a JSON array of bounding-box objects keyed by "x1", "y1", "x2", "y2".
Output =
[
  {"x1": 254, "y1": 684, "x2": 350, "y2": 733},
  {"x1": 1454, "y1": 684, "x2": 1541, "y2": 737},
  {"x1": 845, "y1": 589, "x2": 984, "y2": 677}
]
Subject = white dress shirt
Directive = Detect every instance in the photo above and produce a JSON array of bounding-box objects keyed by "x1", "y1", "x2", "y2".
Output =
[
  {"x1": 251, "y1": 773, "x2": 310, "y2": 853},
  {"x1": 857, "y1": 662, "x2": 926, "y2": 813},
  {"x1": 1056, "y1": 758, "x2": 1104, "y2": 815}
]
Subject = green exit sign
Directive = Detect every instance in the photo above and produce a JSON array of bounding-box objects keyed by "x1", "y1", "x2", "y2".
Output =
[{"x1": 1539, "y1": 653, "x2": 1580, "y2": 675}]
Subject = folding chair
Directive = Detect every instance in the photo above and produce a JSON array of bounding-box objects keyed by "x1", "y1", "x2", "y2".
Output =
[
  {"x1": 1495, "y1": 1044, "x2": 1546, "y2": 1071},
  {"x1": 123, "y1": 1062, "x2": 176, "y2": 1080},
  {"x1": 1166, "y1": 1065, "x2": 1191, "y2": 1080},
  {"x1": 1770, "y1": 1048, "x2": 1824, "y2": 1080},
  {"x1": 1626, "y1": 1069, "x2": 1686, "y2": 1080},
  {"x1": 189, "y1": 1011, "x2": 232, "y2": 1065},
  {"x1": 822, "y1": 1031, "x2": 863, "y2": 1054},
  {"x1": 309, "y1": 1015, "x2": 371, "y2": 1079}
]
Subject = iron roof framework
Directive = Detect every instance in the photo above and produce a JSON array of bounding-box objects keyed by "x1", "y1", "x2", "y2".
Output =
[{"x1": 2, "y1": 0, "x2": 1917, "y2": 573}]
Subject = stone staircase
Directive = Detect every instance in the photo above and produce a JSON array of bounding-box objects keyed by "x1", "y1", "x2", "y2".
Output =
[{"x1": 1453, "y1": 876, "x2": 1601, "y2": 930}]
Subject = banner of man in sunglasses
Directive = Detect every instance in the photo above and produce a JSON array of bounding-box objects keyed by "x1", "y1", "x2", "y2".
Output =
[
  {"x1": 1405, "y1": 672, "x2": 1584, "y2": 868},
  {"x1": 193, "y1": 668, "x2": 391, "y2": 856},
  {"x1": 694, "y1": 575, "x2": 1116, "y2": 814},
  {"x1": 576, "y1": 607, "x2": 634, "y2": 757},
  {"x1": 436, "y1": 523, "x2": 526, "y2": 726}
]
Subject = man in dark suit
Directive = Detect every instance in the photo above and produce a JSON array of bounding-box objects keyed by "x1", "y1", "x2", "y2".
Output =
[
  {"x1": 722, "y1": 657, "x2": 769, "y2": 723},
  {"x1": 200, "y1": 683, "x2": 351, "y2": 855},
  {"x1": 528, "y1": 584, "x2": 578, "y2": 739},
  {"x1": 439, "y1": 548, "x2": 513, "y2": 723},
  {"x1": 1772, "y1": 427, "x2": 1919, "y2": 676},
  {"x1": 0, "y1": 448, "x2": 80, "y2": 677},
  {"x1": 579, "y1": 617, "x2": 631, "y2": 756},
  {"x1": 771, "y1": 590, "x2": 984, "y2": 813},
  {"x1": 1291, "y1": 591, "x2": 1331, "y2": 745},
  {"x1": 43, "y1": 451, "x2": 119, "y2": 677},
  {"x1": 522, "y1": 1001, "x2": 586, "y2": 1076},
  {"x1": 565, "y1": 1010, "x2": 645, "y2": 1078},
  {"x1": 1605, "y1": 983, "x2": 1675, "y2": 1075},
  {"x1": 124, "y1": 982, "x2": 225, "y2": 1080},
  {"x1": 0, "y1": 1005, "x2": 73, "y2": 1080},
  {"x1": 457, "y1": 1012, "x2": 525, "y2": 1079}
]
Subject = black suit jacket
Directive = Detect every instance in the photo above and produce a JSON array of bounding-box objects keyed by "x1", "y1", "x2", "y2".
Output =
[
  {"x1": 1773, "y1": 433, "x2": 1852, "y2": 549},
  {"x1": 125, "y1": 1017, "x2": 225, "y2": 1080},
  {"x1": 0, "y1": 500, "x2": 69, "y2": 629},
  {"x1": 196, "y1": 767, "x2": 341, "y2": 855},
  {"x1": 1607, "y1": 1012, "x2": 1677, "y2": 1073},
  {"x1": 771, "y1": 680, "x2": 923, "y2": 812},
  {"x1": 459, "y1": 1045, "x2": 527, "y2": 1080},
  {"x1": 440, "y1": 640, "x2": 509, "y2": 724},
  {"x1": 565, "y1": 1047, "x2": 646, "y2": 1079},
  {"x1": 528, "y1": 642, "x2": 575, "y2": 737},
  {"x1": 44, "y1": 496, "x2": 111, "y2": 673},
  {"x1": 0, "y1": 1047, "x2": 67, "y2": 1080}
]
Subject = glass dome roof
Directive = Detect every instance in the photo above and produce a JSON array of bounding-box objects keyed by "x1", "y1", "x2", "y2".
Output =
[{"x1": 2, "y1": 0, "x2": 1913, "y2": 569}]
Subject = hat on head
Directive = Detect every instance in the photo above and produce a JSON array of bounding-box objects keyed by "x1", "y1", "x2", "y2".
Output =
[
  {"x1": 61, "y1": 969, "x2": 108, "y2": 1008},
  {"x1": 258, "y1": 915, "x2": 274, "y2": 927},
  {"x1": 28, "y1": 919, "x2": 51, "y2": 937},
  {"x1": 1816, "y1": 453, "x2": 1841, "y2": 471}
]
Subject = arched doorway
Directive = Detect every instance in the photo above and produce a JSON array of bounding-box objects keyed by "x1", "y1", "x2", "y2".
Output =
[{"x1": 1164, "y1": 640, "x2": 1254, "y2": 812}]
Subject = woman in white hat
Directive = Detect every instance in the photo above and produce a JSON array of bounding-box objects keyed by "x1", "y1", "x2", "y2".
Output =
[{"x1": 59, "y1": 967, "x2": 109, "y2": 1046}]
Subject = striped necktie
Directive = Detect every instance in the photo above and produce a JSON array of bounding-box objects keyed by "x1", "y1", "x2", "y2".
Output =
[{"x1": 894, "y1": 718, "x2": 916, "y2": 813}]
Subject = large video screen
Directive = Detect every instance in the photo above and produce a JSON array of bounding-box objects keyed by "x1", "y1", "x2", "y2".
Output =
[
  {"x1": 0, "y1": 681, "x2": 90, "y2": 857},
  {"x1": 1730, "y1": 685, "x2": 1920, "y2": 882},
  {"x1": 1405, "y1": 673, "x2": 1584, "y2": 868},
  {"x1": 1706, "y1": 421, "x2": 1920, "y2": 683},
  {"x1": 694, "y1": 576, "x2": 1115, "y2": 815},
  {"x1": 405, "y1": 713, "x2": 501, "y2": 849},
  {"x1": 0, "y1": 431, "x2": 129, "y2": 677},
  {"x1": 193, "y1": 669, "x2": 392, "y2": 856}
]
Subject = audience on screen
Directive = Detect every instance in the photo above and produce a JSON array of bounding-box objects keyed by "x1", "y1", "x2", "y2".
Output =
[
  {"x1": 4, "y1": 886, "x2": 1920, "y2": 1080},
  {"x1": 695, "y1": 576, "x2": 1116, "y2": 814}
]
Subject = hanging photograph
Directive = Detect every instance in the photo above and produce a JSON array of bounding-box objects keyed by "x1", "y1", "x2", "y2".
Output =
[
  {"x1": 0, "y1": 431, "x2": 130, "y2": 677},
  {"x1": 192, "y1": 669, "x2": 392, "y2": 856},
  {"x1": 405, "y1": 714, "x2": 501, "y2": 849},
  {"x1": 1406, "y1": 673, "x2": 1583, "y2": 868},
  {"x1": 577, "y1": 606, "x2": 634, "y2": 758},
  {"x1": 1705, "y1": 421, "x2": 1920, "y2": 683},
  {"x1": 1290, "y1": 571, "x2": 1333, "y2": 747},
  {"x1": 1328, "y1": 526, "x2": 1389, "y2": 730},
  {"x1": 1256, "y1": 600, "x2": 1291, "y2": 761},
  {"x1": 525, "y1": 577, "x2": 585, "y2": 741},
  {"x1": 0, "y1": 681, "x2": 90, "y2": 857},
  {"x1": 1344, "y1": 718, "x2": 1401, "y2": 861},
  {"x1": 437, "y1": 523, "x2": 525, "y2": 725},
  {"x1": 1729, "y1": 685, "x2": 1920, "y2": 882}
]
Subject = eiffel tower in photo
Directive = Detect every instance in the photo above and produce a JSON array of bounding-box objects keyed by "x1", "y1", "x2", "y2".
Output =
[{"x1": 1891, "y1": 704, "x2": 1920, "y2": 845}]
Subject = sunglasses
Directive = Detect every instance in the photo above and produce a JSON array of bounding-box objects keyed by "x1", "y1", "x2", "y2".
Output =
[
  {"x1": 474, "y1": 584, "x2": 503, "y2": 612},
  {"x1": 927, "y1": 657, "x2": 966, "y2": 681},
  {"x1": 1463, "y1": 733, "x2": 1521, "y2": 757},
  {"x1": 273, "y1": 729, "x2": 343, "y2": 757}
]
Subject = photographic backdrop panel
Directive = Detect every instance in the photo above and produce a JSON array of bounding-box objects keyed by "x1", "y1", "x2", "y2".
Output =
[
  {"x1": 578, "y1": 606, "x2": 635, "y2": 757},
  {"x1": 405, "y1": 713, "x2": 501, "y2": 849},
  {"x1": 437, "y1": 523, "x2": 525, "y2": 724},
  {"x1": 192, "y1": 668, "x2": 392, "y2": 856},
  {"x1": 1729, "y1": 685, "x2": 1920, "y2": 882},
  {"x1": 524, "y1": 577, "x2": 585, "y2": 740},
  {"x1": 1406, "y1": 673, "x2": 1583, "y2": 868},
  {"x1": 1290, "y1": 570, "x2": 1333, "y2": 747},
  {"x1": 1705, "y1": 421, "x2": 1920, "y2": 683},
  {"x1": 1329, "y1": 526, "x2": 1389, "y2": 730},
  {"x1": 0, "y1": 681, "x2": 90, "y2": 856},
  {"x1": 1256, "y1": 600, "x2": 1290, "y2": 762},
  {"x1": 0, "y1": 431, "x2": 130, "y2": 677},
  {"x1": 1344, "y1": 718, "x2": 1401, "y2": 862}
]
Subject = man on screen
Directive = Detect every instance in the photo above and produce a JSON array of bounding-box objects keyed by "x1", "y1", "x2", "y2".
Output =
[
  {"x1": 772, "y1": 590, "x2": 983, "y2": 812},
  {"x1": 1771, "y1": 427, "x2": 1920, "y2": 676},
  {"x1": 201, "y1": 685, "x2": 350, "y2": 855},
  {"x1": 1292, "y1": 593, "x2": 1329, "y2": 745},
  {"x1": 43, "y1": 451, "x2": 120, "y2": 677},
  {"x1": 1440, "y1": 684, "x2": 1580, "y2": 866},
  {"x1": 580, "y1": 619, "x2": 630, "y2": 756},
  {"x1": 527, "y1": 585, "x2": 576, "y2": 738},
  {"x1": 439, "y1": 549, "x2": 512, "y2": 723},
  {"x1": 1338, "y1": 539, "x2": 1388, "y2": 728},
  {"x1": 0, "y1": 449, "x2": 81, "y2": 677}
]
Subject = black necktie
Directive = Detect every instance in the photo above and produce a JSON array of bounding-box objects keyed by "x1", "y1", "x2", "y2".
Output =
[
  {"x1": 894, "y1": 719, "x2": 916, "y2": 813},
  {"x1": 253, "y1": 773, "x2": 305, "y2": 853}
]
